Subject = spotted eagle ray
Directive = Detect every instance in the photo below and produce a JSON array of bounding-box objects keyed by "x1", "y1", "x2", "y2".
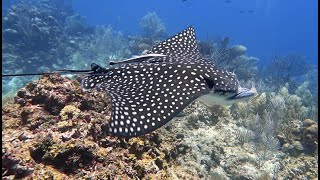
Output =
[
  {"x1": 81, "y1": 26, "x2": 255, "y2": 137},
  {"x1": 2, "y1": 26, "x2": 255, "y2": 137}
]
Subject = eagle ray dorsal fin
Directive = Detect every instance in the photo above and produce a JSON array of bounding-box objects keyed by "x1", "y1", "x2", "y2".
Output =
[{"x1": 147, "y1": 26, "x2": 199, "y2": 57}]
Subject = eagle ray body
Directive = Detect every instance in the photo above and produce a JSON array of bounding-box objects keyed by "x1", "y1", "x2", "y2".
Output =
[{"x1": 82, "y1": 26, "x2": 254, "y2": 137}]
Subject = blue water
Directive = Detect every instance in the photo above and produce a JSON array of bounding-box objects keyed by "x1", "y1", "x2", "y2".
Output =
[{"x1": 72, "y1": 0, "x2": 318, "y2": 66}]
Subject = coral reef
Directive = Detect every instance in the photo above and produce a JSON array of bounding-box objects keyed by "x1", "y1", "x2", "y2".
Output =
[
  {"x1": 2, "y1": 0, "x2": 76, "y2": 74},
  {"x1": 2, "y1": 74, "x2": 174, "y2": 179},
  {"x1": 2, "y1": 0, "x2": 89, "y2": 99},
  {"x1": 2, "y1": 74, "x2": 318, "y2": 179}
]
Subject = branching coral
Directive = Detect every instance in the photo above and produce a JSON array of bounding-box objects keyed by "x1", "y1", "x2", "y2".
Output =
[
  {"x1": 185, "y1": 101, "x2": 231, "y2": 129},
  {"x1": 64, "y1": 14, "x2": 91, "y2": 36},
  {"x1": 232, "y1": 82, "x2": 317, "y2": 162},
  {"x1": 250, "y1": 114, "x2": 280, "y2": 169},
  {"x1": 303, "y1": 66, "x2": 318, "y2": 100},
  {"x1": 259, "y1": 55, "x2": 310, "y2": 92},
  {"x1": 200, "y1": 38, "x2": 258, "y2": 81},
  {"x1": 235, "y1": 127, "x2": 253, "y2": 147},
  {"x1": 295, "y1": 82, "x2": 315, "y2": 108},
  {"x1": 248, "y1": 93, "x2": 267, "y2": 117},
  {"x1": 140, "y1": 12, "x2": 166, "y2": 39},
  {"x1": 67, "y1": 25, "x2": 131, "y2": 70}
]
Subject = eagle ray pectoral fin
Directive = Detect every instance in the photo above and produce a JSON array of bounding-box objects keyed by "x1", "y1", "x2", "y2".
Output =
[
  {"x1": 99, "y1": 63, "x2": 211, "y2": 137},
  {"x1": 81, "y1": 74, "x2": 110, "y2": 90}
]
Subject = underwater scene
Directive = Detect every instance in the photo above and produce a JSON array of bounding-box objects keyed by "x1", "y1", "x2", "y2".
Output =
[{"x1": 2, "y1": 0, "x2": 318, "y2": 179}]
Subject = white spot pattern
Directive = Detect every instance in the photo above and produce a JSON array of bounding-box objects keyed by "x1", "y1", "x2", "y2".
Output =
[{"x1": 81, "y1": 26, "x2": 240, "y2": 137}]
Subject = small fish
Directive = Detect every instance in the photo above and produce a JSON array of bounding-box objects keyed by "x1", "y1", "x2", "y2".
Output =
[
  {"x1": 248, "y1": 10, "x2": 255, "y2": 13},
  {"x1": 224, "y1": 0, "x2": 232, "y2": 3},
  {"x1": 82, "y1": 26, "x2": 255, "y2": 137}
]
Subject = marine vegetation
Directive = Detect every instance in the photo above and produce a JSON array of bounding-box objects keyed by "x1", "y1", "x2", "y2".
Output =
[
  {"x1": 198, "y1": 38, "x2": 258, "y2": 81},
  {"x1": 2, "y1": 0, "x2": 318, "y2": 179},
  {"x1": 67, "y1": 25, "x2": 131, "y2": 70},
  {"x1": 140, "y1": 12, "x2": 166, "y2": 39},
  {"x1": 258, "y1": 55, "x2": 311, "y2": 93}
]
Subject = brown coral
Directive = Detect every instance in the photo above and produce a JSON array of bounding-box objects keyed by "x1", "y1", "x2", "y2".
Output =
[
  {"x1": 2, "y1": 74, "x2": 176, "y2": 179},
  {"x1": 302, "y1": 119, "x2": 318, "y2": 154}
]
